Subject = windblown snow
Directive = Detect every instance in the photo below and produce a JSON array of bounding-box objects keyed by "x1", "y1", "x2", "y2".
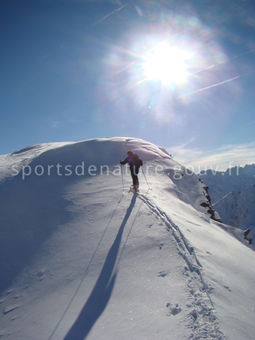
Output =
[{"x1": 0, "y1": 137, "x2": 254, "y2": 340}]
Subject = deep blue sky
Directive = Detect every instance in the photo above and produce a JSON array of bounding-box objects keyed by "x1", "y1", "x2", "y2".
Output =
[{"x1": 1, "y1": 0, "x2": 255, "y2": 166}]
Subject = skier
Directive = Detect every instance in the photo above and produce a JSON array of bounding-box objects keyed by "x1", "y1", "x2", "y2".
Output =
[{"x1": 120, "y1": 151, "x2": 143, "y2": 192}]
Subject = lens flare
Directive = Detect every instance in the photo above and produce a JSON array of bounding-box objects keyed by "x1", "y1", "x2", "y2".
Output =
[{"x1": 143, "y1": 43, "x2": 192, "y2": 85}]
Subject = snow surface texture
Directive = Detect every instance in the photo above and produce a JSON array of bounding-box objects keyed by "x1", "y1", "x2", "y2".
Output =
[
  {"x1": 201, "y1": 165, "x2": 255, "y2": 247},
  {"x1": 0, "y1": 137, "x2": 254, "y2": 340}
]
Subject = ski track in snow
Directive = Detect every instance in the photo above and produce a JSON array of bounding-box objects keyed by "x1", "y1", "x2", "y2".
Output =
[{"x1": 138, "y1": 193, "x2": 225, "y2": 340}]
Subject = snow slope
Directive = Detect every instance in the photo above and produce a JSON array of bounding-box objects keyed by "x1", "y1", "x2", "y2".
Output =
[{"x1": 0, "y1": 137, "x2": 254, "y2": 340}]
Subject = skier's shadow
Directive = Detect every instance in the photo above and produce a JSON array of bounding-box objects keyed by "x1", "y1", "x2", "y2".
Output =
[{"x1": 64, "y1": 194, "x2": 137, "y2": 340}]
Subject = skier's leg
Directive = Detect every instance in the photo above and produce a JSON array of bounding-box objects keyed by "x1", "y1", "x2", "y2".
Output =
[
  {"x1": 133, "y1": 175, "x2": 138, "y2": 189},
  {"x1": 134, "y1": 174, "x2": 138, "y2": 186},
  {"x1": 130, "y1": 167, "x2": 136, "y2": 186},
  {"x1": 133, "y1": 167, "x2": 139, "y2": 192},
  {"x1": 134, "y1": 166, "x2": 139, "y2": 187}
]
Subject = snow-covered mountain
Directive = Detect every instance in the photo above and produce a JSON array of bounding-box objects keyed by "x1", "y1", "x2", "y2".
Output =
[
  {"x1": 200, "y1": 165, "x2": 255, "y2": 243},
  {"x1": 0, "y1": 137, "x2": 254, "y2": 340}
]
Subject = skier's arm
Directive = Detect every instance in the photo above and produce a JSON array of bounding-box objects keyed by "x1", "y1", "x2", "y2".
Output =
[{"x1": 120, "y1": 157, "x2": 128, "y2": 165}]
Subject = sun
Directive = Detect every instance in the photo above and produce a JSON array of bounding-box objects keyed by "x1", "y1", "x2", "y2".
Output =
[{"x1": 142, "y1": 42, "x2": 191, "y2": 86}]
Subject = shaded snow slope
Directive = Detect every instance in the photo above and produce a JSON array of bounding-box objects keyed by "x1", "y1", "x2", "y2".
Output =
[{"x1": 0, "y1": 137, "x2": 254, "y2": 340}]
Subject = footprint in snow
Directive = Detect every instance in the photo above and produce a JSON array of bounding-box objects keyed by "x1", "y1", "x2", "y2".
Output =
[
  {"x1": 183, "y1": 267, "x2": 190, "y2": 277},
  {"x1": 159, "y1": 243, "x2": 164, "y2": 249},
  {"x1": 3, "y1": 304, "x2": 21, "y2": 315},
  {"x1": 36, "y1": 269, "x2": 46, "y2": 280},
  {"x1": 189, "y1": 309, "x2": 198, "y2": 320},
  {"x1": 223, "y1": 285, "x2": 231, "y2": 292},
  {"x1": 166, "y1": 303, "x2": 182, "y2": 316},
  {"x1": 158, "y1": 271, "x2": 168, "y2": 277}
]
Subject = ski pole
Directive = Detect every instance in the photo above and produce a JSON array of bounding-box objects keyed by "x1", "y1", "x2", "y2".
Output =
[
  {"x1": 141, "y1": 166, "x2": 150, "y2": 189},
  {"x1": 121, "y1": 164, "x2": 124, "y2": 193}
]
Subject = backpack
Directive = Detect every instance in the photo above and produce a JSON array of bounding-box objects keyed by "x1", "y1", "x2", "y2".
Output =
[{"x1": 133, "y1": 153, "x2": 143, "y2": 167}]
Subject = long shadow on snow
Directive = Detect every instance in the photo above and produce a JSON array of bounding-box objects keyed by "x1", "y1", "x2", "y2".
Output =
[{"x1": 64, "y1": 194, "x2": 137, "y2": 340}]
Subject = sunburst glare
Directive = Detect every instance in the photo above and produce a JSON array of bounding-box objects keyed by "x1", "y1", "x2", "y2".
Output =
[
  {"x1": 100, "y1": 13, "x2": 239, "y2": 125},
  {"x1": 143, "y1": 42, "x2": 192, "y2": 86}
]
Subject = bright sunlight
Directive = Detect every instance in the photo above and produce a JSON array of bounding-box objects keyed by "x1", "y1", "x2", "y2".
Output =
[{"x1": 143, "y1": 42, "x2": 192, "y2": 86}]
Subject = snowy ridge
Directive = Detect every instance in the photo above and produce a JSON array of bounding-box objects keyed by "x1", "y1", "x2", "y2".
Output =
[
  {"x1": 0, "y1": 137, "x2": 254, "y2": 340},
  {"x1": 0, "y1": 142, "x2": 74, "y2": 182}
]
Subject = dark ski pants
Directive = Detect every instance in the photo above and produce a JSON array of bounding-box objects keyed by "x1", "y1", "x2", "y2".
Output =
[{"x1": 130, "y1": 166, "x2": 139, "y2": 186}]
